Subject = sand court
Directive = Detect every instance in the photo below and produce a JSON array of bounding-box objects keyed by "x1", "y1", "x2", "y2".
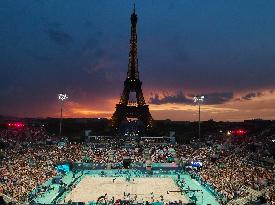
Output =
[{"x1": 64, "y1": 176, "x2": 189, "y2": 203}]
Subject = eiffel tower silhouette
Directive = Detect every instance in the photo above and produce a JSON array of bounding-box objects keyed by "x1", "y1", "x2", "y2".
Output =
[{"x1": 112, "y1": 6, "x2": 153, "y2": 130}]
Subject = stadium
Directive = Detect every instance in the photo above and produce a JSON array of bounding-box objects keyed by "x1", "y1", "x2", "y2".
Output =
[{"x1": 0, "y1": 121, "x2": 274, "y2": 205}]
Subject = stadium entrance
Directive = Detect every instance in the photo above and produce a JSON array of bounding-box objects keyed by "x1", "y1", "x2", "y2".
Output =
[{"x1": 120, "y1": 118, "x2": 144, "y2": 138}]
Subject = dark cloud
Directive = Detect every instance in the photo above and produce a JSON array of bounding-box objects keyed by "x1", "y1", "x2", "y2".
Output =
[
  {"x1": 46, "y1": 28, "x2": 73, "y2": 46},
  {"x1": 82, "y1": 37, "x2": 100, "y2": 51},
  {"x1": 80, "y1": 35, "x2": 119, "y2": 78},
  {"x1": 202, "y1": 92, "x2": 234, "y2": 105},
  {"x1": 241, "y1": 92, "x2": 263, "y2": 100},
  {"x1": 149, "y1": 92, "x2": 192, "y2": 105},
  {"x1": 85, "y1": 20, "x2": 93, "y2": 26},
  {"x1": 174, "y1": 48, "x2": 190, "y2": 63},
  {"x1": 32, "y1": 55, "x2": 52, "y2": 62},
  {"x1": 81, "y1": 38, "x2": 107, "y2": 74},
  {"x1": 149, "y1": 91, "x2": 234, "y2": 105}
]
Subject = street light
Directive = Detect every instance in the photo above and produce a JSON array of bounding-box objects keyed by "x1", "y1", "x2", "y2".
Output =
[
  {"x1": 58, "y1": 93, "x2": 68, "y2": 137},
  {"x1": 193, "y1": 95, "x2": 204, "y2": 139}
]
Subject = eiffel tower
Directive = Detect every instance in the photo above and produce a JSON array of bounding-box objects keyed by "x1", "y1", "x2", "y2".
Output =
[{"x1": 112, "y1": 7, "x2": 153, "y2": 131}]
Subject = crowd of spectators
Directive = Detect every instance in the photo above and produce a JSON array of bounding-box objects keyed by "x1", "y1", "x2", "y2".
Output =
[
  {"x1": 0, "y1": 125, "x2": 274, "y2": 204},
  {"x1": 149, "y1": 145, "x2": 175, "y2": 163},
  {"x1": 0, "y1": 127, "x2": 172, "y2": 201},
  {"x1": 176, "y1": 135, "x2": 275, "y2": 204},
  {"x1": 265, "y1": 185, "x2": 275, "y2": 205}
]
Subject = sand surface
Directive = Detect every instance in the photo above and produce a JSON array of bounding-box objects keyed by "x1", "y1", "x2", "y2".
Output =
[{"x1": 64, "y1": 176, "x2": 188, "y2": 203}]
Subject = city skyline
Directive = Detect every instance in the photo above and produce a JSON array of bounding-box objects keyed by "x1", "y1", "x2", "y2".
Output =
[{"x1": 1, "y1": 0, "x2": 275, "y2": 121}]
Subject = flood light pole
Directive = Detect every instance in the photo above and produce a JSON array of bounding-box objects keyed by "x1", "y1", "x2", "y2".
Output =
[
  {"x1": 58, "y1": 93, "x2": 68, "y2": 137},
  {"x1": 193, "y1": 95, "x2": 204, "y2": 139}
]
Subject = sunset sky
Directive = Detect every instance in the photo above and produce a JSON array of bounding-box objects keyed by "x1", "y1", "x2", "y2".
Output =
[{"x1": 1, "y1": 0, "x2": 275, "y2": 121}]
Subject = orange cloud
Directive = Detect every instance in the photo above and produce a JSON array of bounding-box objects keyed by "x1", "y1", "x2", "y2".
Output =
[
  {"x1": 148, "y1": 89, "x2": 275, "y2": 121},
  {"x1": 55, "y1": 100, "x2": 113, "y2": 118}
]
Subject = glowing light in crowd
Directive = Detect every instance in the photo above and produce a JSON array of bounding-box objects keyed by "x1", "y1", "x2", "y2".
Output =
[
  {"x1": 7, "y1": 122, "x2": 25, "y2": 127},
  {"x1": 227, "y1": 129, "x2": 247, "y2": 136}
]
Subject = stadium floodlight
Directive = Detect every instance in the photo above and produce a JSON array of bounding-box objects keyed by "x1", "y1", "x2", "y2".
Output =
[
  {"x1": 58, "y1": 93, "x2": 69, "y2": 137},
  {"x1": 193, "y1": 95, "x2": 204, "y2": 139},
  {"x1": 193, "y1": 95, "x2": 204, "y2": 103},
  {"x1": 58, "y1": 93, "x2": 68, "y2": 101}
]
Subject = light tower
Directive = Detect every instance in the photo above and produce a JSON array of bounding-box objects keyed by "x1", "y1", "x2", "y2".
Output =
[
  {"x1": 193, "y1": 95, "x2": 204, "y2": 139},
  {"x1": 58, "y1": 93, "x2": 68, "y2": 137}
]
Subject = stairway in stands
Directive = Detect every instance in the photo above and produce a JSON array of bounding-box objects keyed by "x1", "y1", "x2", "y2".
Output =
[
  {"x1": 228, "y1": 187, "x2": 262, "y2": 205},
  {"x1": 143, "y1": 148, "x2": 151, "y2": 163}
]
